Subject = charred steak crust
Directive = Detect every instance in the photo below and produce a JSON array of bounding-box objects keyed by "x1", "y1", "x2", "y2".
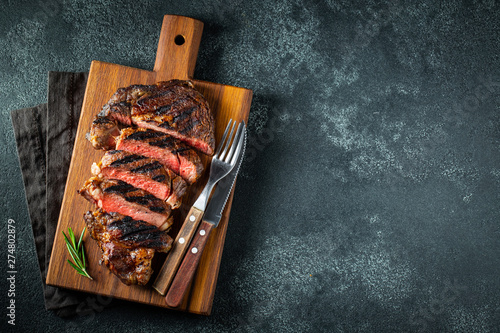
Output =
[
  {"x1": 89, "y1": 80, "x2": 215, "y2": 155},
  {"x1": 84, "y1": 209, "x2": 174, "y2": 286},
  {"x1": 88, "y1": 115, "x2": 120, "y2": 150},
  {"x1": 78, "y1": 177, "x2": 172, "y2": 230},
  {"x1": 131, "y1": 81, "x2": 215, "y2": 155},
  {"x1": 84, "y1": 209, "x2": 173, "y2": 253},
  {"x1": 94, "y1": 150, "x2": 187, "y2": 206},
  {"x1": 116, "y1": 127, "x2": 203, "y2": 184},
  {"x1": 101, "y1": 181, "x2": 166, "y2": 211}
]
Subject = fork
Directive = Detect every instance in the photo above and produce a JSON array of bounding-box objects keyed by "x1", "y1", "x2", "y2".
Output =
[
  {"x1": 193, "y1": 120, "x2": 245, "y2": 211},
  {"x1": 153, "y1": 119, "x2": 246, "y2": 295}
]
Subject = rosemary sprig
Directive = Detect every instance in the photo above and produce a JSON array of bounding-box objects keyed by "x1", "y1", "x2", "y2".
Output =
[{"x1": 62, "y1": 227, "x2": 93, "y2": 280}]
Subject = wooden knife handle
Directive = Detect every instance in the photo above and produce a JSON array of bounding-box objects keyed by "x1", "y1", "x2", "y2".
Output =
[
  {"x1": 152, "y1": 206, "x2": 204, "y2": 295},
  {"x1": 153, "y1": 15, "x2": 204, "y2": 81},
  {"x1": 165, "y1": 220, "x2": 214, "y2": 308}
]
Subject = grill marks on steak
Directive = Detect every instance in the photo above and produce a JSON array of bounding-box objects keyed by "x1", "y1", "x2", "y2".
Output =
[
  {"x1": 84, "y1": 209, "x2": 173, "y2": 252},
  {"x1": 116, "y1": 128, "x2": 203, "y2": 184},
  {"x1": 83, "y1": 208, "x2": 175, "y2": 286},
  {"x1": 93, "y1": 150, "x2": 187, "y2": 208},
  {"x1": 90, "y1": 80, "x2": 215, "y2": 155},
  {"x1": 131, "y1": 82, "x2": 215, "y2": 155},
  {"x1": 78, "y1": 177, "x2": 172, "y2": 230}
]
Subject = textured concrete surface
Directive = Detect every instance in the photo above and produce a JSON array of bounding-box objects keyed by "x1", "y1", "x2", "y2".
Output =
[{"x1": 1, "y1": 0, "x2": 500, "y2": 332}]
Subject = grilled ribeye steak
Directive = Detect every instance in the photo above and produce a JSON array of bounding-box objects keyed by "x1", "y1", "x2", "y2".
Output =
[
  {"x1": 116, "y1": 128, "x2": 203, "y2": 184},
  {"x1": 92, "y1": 150, "x2": 187, "y2": 208},
  {"x1": 98, "y1": 241, "x2": 155, "y2": 285},
  {"x1": 78, "y1": 177, "x2": 172, "y2": 230},
  {"x1": 84, "y1": 209, "x2": 173, "y2": 252},
  {"x1": 89, "y1": 80, "x2": 215, "y2": 155}
]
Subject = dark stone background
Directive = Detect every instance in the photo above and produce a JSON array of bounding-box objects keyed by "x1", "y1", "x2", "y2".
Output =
[{"x1": 1, "y1": 0, "x2": 499, "y2": 332}]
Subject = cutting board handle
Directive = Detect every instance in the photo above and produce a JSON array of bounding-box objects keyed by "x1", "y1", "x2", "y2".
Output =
[{"x1": 153, "y1": 15, "x2": 204, "y2": 81}]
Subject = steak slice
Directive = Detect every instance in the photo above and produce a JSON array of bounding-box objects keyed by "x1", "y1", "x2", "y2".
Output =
[
  {"x1": 98, "y1": 241, "x2": 155, "y2": 285},
  {"x1": 92, "y1": 150, "x2": 187, "y2": 208},
  {"x1": 116, "y1": 127, "x2": 203, "y2": 184},
  {"x1": 89, "y1": 80, "x2": 215, "y2": 155},
  {"x1": 78, "y1": 177, "x2": 172, "y2": 230},
  {"x1": 84, "y1": 209, "x2": 173, "y2": 252}
]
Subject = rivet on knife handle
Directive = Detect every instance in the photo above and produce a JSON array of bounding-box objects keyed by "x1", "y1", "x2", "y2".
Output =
[
  {"x1": 152, "y1": 206, "x2": 204, "y2": 295},
  {"x1": 165, "y1": 220, "x2": 214, "y2": 308}
]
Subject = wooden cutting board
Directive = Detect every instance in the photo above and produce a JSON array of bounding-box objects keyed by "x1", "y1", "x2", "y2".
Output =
[{"x1": 46, "y1": 15, "x2": 252, "y2": 315}]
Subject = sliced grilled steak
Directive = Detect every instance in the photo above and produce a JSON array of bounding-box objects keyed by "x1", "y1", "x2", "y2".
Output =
[
  {"x1": 92, "y1": 150, "x2": 187, "y2": 208},
  {"x1": 78, "y1": 177, "x2": 172, "y2": 230},
  {"x1": 116, "y1": 127, "x2": 203, "y2": 184},
  {"x1": 98, "y1": 241, "x2": 155, "y2": 285},
  {"x1": 84, "y1": 209, "x2": 173, "y2": 252},
  {"x1": 89, "y1": 80, "x2": 215, "y2": 155}
]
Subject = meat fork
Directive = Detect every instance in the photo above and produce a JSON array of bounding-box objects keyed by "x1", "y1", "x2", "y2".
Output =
[{"x1": 153, "y1": 119, "x2": 246, "y2": 295}]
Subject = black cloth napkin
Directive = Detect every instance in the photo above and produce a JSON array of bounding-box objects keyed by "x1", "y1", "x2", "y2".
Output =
[{"x1": 10, "y1": 71, "x2": 110, "y2": 317}]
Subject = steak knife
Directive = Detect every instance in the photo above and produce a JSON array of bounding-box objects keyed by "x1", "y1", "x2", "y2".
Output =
[{"x1": 165, "y1": 125, "x2": 246, "y2": 307}]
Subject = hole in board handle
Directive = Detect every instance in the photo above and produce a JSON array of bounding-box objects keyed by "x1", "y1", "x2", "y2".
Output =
[{"x1": 174, "y1": 35, "x2": 185, "y2": 46}]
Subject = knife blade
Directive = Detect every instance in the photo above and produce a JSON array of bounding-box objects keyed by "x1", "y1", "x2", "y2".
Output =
[
  {"x1": 152, "y1": 120, "x2": 242, "y2": 296},
  {"x1": 165, "y1": 124, "x2": 246, "y2": 307}
]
